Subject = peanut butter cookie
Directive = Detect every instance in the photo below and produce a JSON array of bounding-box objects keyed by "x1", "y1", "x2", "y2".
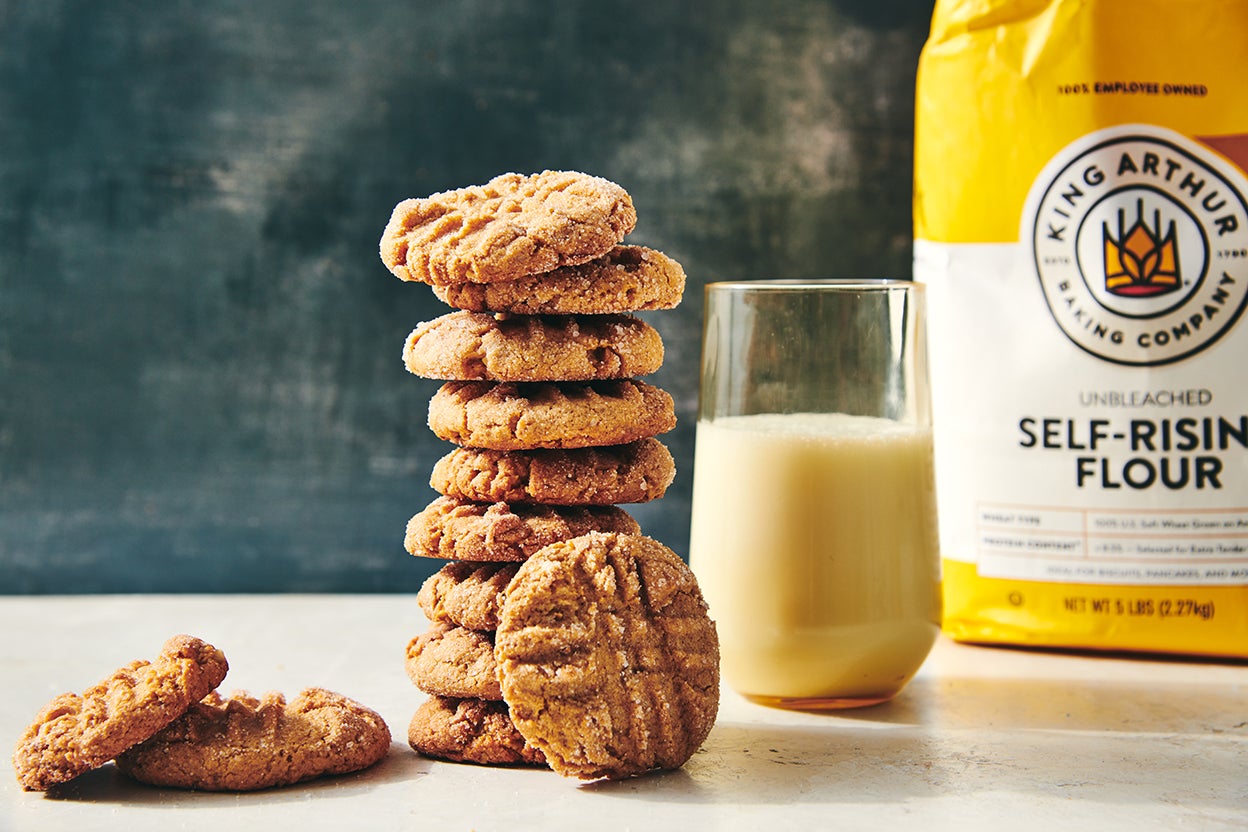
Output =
[
  {"x1": 408, "y1": 696, "x2": 546, "y2": 767},
  {"x1": 495, "y1": 532, "x2": 720, "y2": 780},
  {"x1": 417, "y1": 561, "x2": 518, "y2": 632},
  {"x1": 405, "y1": 496, "x2": 640, "y2": 562},
  {"x1": 430, "y1": 439, "x2": 675, "y2": 505},
  {"x1": 380, "y1": 171, "x2": 636, "y2": 285},
  {"x1": 405, "y1": 623, "x2": 502, "y2": 700},
  {"x1": 432, "y1": 245, "x2": 685, "y2": 314},
  {"x1": 13, "y1": 635, "x2": 229, "y2": 791},
  {"x1": 115, "y1": 688, "x2": 391, "y2": 791},
  {"x1": 427, "y1": 380, "x2": 676, "y2": 451},
  {"x1": 404, "y1": 311, "x2": 663, "y2": 382}
]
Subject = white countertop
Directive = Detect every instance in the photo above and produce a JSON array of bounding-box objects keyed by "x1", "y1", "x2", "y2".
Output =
[{"x1": 1, "y1": 594, "x2": 1244, "y2": 831}]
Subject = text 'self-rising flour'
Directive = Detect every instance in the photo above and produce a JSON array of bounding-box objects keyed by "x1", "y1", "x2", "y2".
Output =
[{"x1": 914, "y1": 0, "x2": 1248, "y2": 656}]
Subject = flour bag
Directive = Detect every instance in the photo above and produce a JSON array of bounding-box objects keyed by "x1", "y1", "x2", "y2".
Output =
[{"x1": 914, "y1": 0, "x2": 1248, "y2": 656}]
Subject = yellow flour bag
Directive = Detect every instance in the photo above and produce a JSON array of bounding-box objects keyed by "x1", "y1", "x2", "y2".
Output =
[{"x1": 914, "y1": 0, "x2": 1248, "y2": 657}]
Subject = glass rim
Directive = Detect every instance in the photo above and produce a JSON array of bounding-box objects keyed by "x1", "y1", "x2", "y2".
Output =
[{"x1": 704, "y1": 278, "x2": 920, "y2": 292}]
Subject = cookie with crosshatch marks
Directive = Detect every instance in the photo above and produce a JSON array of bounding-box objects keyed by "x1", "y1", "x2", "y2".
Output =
[
  {"x1": 403, "y1": 311, "x2": 664, "y2": 382},
  {"x1": 114, "y1": 688, "x2": 391, "y2": 791},
  {"x1": 432, "y1": 245, "x2": 686, "y2": 315},
  {"x1": 380, "y1": 171, "x2": 636, "y2": 286},
  {"x1": 408, "y1": 696, "x2": 546, "y2": 767},
  {"x1": 417, "y1": 561, "x2": 519, "y2": 632},
  {"x1": 494, "y1": 532, "x2": 720, "y2": 780},
  {"x1": 12, "y1": 635, "x2": 229, "y2": 791},
  {"x1": 430, "y1": 438, "x2": 676, "y2": 506},
  {"x1": 405, "y1": 496, "x2": 640, "y2": 562},
  {"x1": 427, "y1": 379, "x2": 676, "y2": 451}
]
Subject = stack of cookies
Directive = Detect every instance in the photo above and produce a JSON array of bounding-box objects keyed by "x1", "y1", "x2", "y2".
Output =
[{"x1": 378, "y1": 171, "x2": 719, "y2": 780}]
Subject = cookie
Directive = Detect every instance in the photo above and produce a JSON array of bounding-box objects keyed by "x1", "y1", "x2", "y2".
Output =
[
  {"x1": 380, "y1": 171, "x2": 636, "y2": 285},
  {"x1": 495, "y1": 532, "x2": 720, "y2": 781},
  {"x1": 405, "y1": 496, "x2": 640, "y2": 562},
  {"x1": 408, "y1": 696, "x2": 546, "y2": 767},
  {"x1": 403, "y1": 311, "x2": 664, "y2": 382},
  {"x1": 430, "y1": 439, "x2": 676, "y2": 505},
  {"x1": 13, "y1": 635, "x2": 229, "y2": 791},
  {"x1": 114, "y1": 688, "x2": 391, "y2": 791},
  {"x1": 405, "y1": 622, "x2": 502, "y2": 700},
  {"x1": 427, "y1": 380, "x2": 676, "y2": 451},
  {"x1": 417, "y1": 561, "x2": 519, "y2": 631},
  {"x1": 432, "y1": 245, "x2": 686, "y2": 315}
]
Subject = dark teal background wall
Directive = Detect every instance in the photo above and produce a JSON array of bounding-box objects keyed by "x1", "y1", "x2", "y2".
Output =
[{"x1": 0, "y1": 0, "x2": 933, "y2": 592}]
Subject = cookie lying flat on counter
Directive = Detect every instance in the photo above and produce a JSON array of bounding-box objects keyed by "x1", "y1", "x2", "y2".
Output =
[
  {"x1": 13, "y1": 635, "x2": 229, "y2": 791},
  {"x1": 115, "y1": 688, "x2": 391, "y2": 791},
  {"x1": 432, "y1": 245, "x2": 685, "y2": 315},
  {"x1": 380, "y1": 171, "x2": 636, "y2": 286},
  {"x1": 403, "y1": 311, "x2": 664, "y2": 382}
]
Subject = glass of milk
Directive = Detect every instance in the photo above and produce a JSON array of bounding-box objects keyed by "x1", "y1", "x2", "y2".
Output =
[{"x1": 689, "y1": 280, "x2": 941, "y2": 709}]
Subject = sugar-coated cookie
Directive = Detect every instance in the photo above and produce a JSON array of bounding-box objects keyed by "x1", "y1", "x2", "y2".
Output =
[
  {"x1": 404, "y1": 311, "x2": 663, "y2": 382},
  {"x1": 430, "y1": 439, "x2": 676, "y2": 506},
  {"x1": 114, "y1": 688, "x2": 391, "y2": 791},
  {"x1": 405, "y1": 496, "x2": 640, "y2": 562},
  {"x1": 427, "y1": 380, "x2": 676, "y2": 451},
  {"x1": 408, "y1": 696, "x2": 546, "y2": 767},
  {"x1": 495, "y1": 532, "x2": 720, "y2": 780},
  {"x1": 380, "y1": 171, "x2": 635, "y2": 285},
  {"x1": 432, "y1": 245, "x2": 685, "y2": 315},
  {"x1": 405, "y1": 623, "x2": 502, "y2": 700},
  {"x1": 417, "y1": 561, "x2": 518, "y2": 632},
  {"x1": 13, "y1": 635, "x2": 229, "y2": 791}
]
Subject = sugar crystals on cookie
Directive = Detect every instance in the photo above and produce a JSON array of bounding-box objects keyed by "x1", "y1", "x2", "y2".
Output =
[
  {"x1": 426, "y1": 379, "x2": 676, "y2": 451},
  {"x1": 115, "y1": 688, "x2": 391, "y2": 791},
  {"x1": 403, "y1": 311, "x2": 664, "y2": 382},
  {"x1": 14, "y1": 635, "x2": 393, "y2": 793},
  {"x1": 496, "y1": 532, "x2": 720, "y2": 780},
  {"x1": 380, "y1": 171, "x2": 636, "y2": 286},
  {"x1": 430, "y1": 439, "x2": 675, "y2": 506},
  {"x1": 408, "y1": 696, "x2": 545, "y2": 767},
  {"x1": 13, "y1": 635, "x2": 228, "y2": 791},
  {"x1": 382, "y1": 170, "x2": 719, "y2": 781},
  {"x1": 431, "y1": 245, "x2": 686, "y2": 315}
]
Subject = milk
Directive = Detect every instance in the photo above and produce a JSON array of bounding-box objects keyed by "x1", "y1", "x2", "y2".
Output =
[{"x1": 689, "y1": 412, "x2": 941, "y2": 705}]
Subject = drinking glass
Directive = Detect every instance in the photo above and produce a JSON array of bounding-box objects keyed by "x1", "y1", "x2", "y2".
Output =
[{"x1": 688, "y1": 279, "x2": 941, "y2": 709}]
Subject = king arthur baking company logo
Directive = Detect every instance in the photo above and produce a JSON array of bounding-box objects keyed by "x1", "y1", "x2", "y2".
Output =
[
  {"x1": 1026, "y1": 125, "x2": 1248, "y2": 366},
  {"x1": 1103, "y1": 199, "x2": 1181, "y2": 298}
]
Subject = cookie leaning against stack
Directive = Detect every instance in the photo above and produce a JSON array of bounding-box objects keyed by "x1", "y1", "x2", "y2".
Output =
[{"x1": 380, "y1": 171, "x2": 718, "y2": 780}]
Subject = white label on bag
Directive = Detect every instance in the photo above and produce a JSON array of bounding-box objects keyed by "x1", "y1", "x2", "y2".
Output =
[{"x1": 916, "y1": 127, "x2": 1248, "y2": 587}]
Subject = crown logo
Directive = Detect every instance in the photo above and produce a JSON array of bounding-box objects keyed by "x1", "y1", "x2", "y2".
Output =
[{"x1": 1102, "y1": 199, "x2": 1181, "y2": 297}]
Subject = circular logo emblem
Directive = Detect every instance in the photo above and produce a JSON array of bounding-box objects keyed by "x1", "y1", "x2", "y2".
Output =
[{"x1": 1027, "y1": 127, "x2": 1248, "y2": 366}]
